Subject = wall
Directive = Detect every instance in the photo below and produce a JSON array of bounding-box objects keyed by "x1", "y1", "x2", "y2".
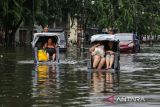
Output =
[{"x1": 15, "y1": 24, "x2": 42, "y2": 45}]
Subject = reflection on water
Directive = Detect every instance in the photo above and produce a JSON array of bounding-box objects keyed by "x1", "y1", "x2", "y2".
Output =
[
  {"x1": 91, "y1": 71, "x2": 119, "y2": 93},
  {"x1": 32, "y1": 64, "x2": 58, "y2": 98},
  {"x1": 0, "y1": 45, "x2": 160, "y2": 107}
]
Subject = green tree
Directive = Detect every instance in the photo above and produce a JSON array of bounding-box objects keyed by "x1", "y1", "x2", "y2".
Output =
[
  {"x1": 0, "y1": 0, "x2": 25, "y2": 46},
  {"x1": 0, "y1": 0, "x2": 160, "y2": 46}
]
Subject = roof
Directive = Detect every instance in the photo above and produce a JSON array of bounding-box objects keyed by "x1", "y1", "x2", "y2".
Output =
[
  {"x1": 91, "y1": 34, "x2": 118, "y2": 43},
  {"x1": 115, "y1": 33, "x2": 133, "y2": 35},
  {"x1": 31, "y1": 33, "x2": 61, "y2": 48},
  {"x1": 33, "y1": 32, "x2": 62, "y2": 37},
  {"x1": 48, "y1": 28, "x2": 64, "y2": 32}
]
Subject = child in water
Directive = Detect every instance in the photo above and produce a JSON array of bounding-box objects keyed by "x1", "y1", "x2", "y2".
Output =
[
  {"x1": 91, "y1": 42, "x2": 105, "y2": 58},
  {"x1": 90, "y1": 41, "x2": 105, "y2": 69},
  {"x1": 46, "y1": 38, "x2": 56, "y2": 61},
  {"x1": 105, "y1": 41, "x2": 115, "y2": 69}
]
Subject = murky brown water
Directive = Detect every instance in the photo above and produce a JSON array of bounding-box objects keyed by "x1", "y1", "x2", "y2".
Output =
[{"x1": 0, "y1": 44, "x2": 160, "y2": 107}]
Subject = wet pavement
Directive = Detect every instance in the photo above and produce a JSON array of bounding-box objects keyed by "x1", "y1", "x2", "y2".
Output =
[{"x1": 0, "y1": 44, "x2": 160, "y2": 107}]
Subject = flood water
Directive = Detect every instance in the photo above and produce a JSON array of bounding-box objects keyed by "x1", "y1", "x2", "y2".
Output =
[{"x1": 0, "y1": 44, "x2": 160, "y2": 107}]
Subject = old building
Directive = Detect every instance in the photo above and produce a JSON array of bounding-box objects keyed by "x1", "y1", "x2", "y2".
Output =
[{"x1": 15, "y1": 24, "x2": 42, "y2": 46}]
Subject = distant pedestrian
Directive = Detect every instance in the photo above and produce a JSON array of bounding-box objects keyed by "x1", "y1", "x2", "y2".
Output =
[
  {"x1": 67, "y1": 34, "x2": 71, "y2": 46},
  {"x1": 108, "y1": 28, "x2": 115, "y2": 40},
  {"x1": 0, "y1": 31, "x2": 3, "y2": 44},
  {"x1": 43, "y1": 26, "x2": 49, "y2": 32},
  {"x1": 105, "y1": 41, "x2": 116, "y2": 69},
  {"x1": 108, "y1": 28, "x2": 115, "y2": 35},
  {"x1": 77, "y1": 32, "x2": 82, "y2": 48}
]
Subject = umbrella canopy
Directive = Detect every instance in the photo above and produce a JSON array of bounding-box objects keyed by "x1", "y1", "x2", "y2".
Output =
[
  {"x1": 31, "y1": 33, "x2": 61, "y2": 48},
  {"x1": 90, "y1": 34, "x2": 117, "y2": 43}
]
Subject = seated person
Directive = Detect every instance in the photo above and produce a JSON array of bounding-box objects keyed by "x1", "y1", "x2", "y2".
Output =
[
  {"x1": 42, "y1": 42, "x2": 47, "y2": 50},
  {"x1": 89, "y1": 41, "x2": 105, "y2": 69},
  {"x1": 105, "y1": 41, "x2": 116, "y2": 69},
  {"x1": 46, "y1": 38, "x2": 56, "y2": 61}
]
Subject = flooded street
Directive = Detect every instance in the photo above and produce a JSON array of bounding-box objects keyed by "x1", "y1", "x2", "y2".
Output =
[{"x1": 0, "y1": 44, "x2": 160, "y2": 107}]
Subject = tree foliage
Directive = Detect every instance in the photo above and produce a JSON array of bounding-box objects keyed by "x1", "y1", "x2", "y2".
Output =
[{"x1": 0, "y1": 0, "x2": 160, "y2": 45}]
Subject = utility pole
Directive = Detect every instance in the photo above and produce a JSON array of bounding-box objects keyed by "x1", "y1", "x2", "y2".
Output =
[
  {"x1": 81, "y1": 0, "x2": 85, "y2": 50},
  {"x1": 30, "y1": 0, "x2": 35, "y2": 41},
  {"x1": 32, "y1": 0, "x2": 35, "y2": 40}
]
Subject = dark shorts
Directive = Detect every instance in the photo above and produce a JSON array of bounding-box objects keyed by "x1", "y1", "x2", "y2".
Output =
[{"x1": 46, "y1": 48, "x2": 56, "y2": 56}]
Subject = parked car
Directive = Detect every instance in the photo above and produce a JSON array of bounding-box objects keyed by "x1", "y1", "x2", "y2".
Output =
[
  {"x1": 115, "y1": 33, "x2": 140, "y2": 53},
  {"x1": 48, "y1": 28, "x2": 67, "y2": 51}
]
